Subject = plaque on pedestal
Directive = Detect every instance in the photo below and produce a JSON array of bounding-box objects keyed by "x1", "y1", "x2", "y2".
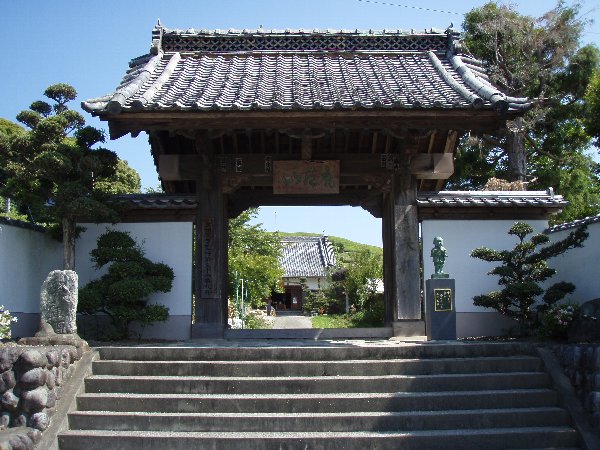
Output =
[{"x1": 425, "y1": 278, "x2": 456, "y2": 340}]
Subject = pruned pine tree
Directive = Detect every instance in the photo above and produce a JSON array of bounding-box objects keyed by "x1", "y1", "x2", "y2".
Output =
[{"x1": 471, "y1": 221, "x2": 588, "y2": 331}]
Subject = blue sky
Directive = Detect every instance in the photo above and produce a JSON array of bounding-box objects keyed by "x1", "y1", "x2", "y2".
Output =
[{"x1": 2, "y1": 1, "x2": 599, "y2": 247}]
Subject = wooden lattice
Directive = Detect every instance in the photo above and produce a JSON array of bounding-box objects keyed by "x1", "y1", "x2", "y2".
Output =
[{"x1": 161, "y1": 33, "x2": 448, "y2": 53}]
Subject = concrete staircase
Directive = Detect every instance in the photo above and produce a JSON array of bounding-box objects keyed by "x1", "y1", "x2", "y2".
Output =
[{"x1": 58, "y1": 342, "x2": 581, "y2": 449}]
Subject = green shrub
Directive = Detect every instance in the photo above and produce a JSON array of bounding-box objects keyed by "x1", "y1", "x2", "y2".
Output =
[
  {"x1": 350, "y1": 294, "x2": 384, "y2": 327},
  {"x1": 243, "y1": 311, "x2": 271, "y2": 329},
  {"x1": 78, "y1": 230, "x2": 174, "y2": 339}
]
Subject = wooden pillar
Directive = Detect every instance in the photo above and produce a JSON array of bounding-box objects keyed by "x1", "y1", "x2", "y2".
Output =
[
  {"x1": 382, "y1": 161, "x2": 424, "y2": 335},
  {"x1": 192, "y1": 137, "x2": 228, "y2": 338}
]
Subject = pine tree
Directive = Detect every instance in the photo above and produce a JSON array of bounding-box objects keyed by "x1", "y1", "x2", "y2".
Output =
[{"x1": 471, "y1": 222, "x2": 588, "y2": 330}]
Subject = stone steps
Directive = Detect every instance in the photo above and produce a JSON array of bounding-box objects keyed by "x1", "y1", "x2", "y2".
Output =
[
  {"x1": 74, "y1": 389, "x2": 561, "y2": 413},
  {"x1": 67, "y1": 407, "x2": 569, "y2": 432},
  {"x1": 57, "y1": 343, "x2": 582, "y2": 449},
  {"x1": 84, "y1": 372, "x2": 550, "y2": 394},
  {"x1": 59, "y1": 427, "x2": 580, "y2": 450},
  {"x1": 90, "y1": 355, "x2": 544, "y2": 376}
]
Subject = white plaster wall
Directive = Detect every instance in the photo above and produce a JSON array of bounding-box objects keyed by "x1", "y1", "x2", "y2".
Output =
[
  {"x1": 284, "y1": 276, "x2": 328, "y2": 291},
  {"x1": 0, "y1": 223, "x2": 62, "y2": 314},
  {"x1": 547, "y1": 221, "x2": 600, "y2": 304},
  {"x1": 76, "y1": 222, "x2": 193, "y2": 317},
  {"x1": 421, "y1": 219, "x2": 549, "y2": 314}
]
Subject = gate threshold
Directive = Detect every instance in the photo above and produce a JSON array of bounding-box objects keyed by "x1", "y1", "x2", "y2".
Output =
[{"x1": 225, "y1": 327, "x2": 393, "y2": 340}]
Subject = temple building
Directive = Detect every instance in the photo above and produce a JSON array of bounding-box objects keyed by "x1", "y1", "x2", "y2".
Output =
[
  {"x1": 81, "y1": 23, "x2": 557, "y2": 338},
  {"x1": 277, "y1": 235, "x2": 336, "y2": 310}
]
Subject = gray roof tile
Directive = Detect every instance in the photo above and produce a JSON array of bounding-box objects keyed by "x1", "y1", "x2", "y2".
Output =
[
  {"x1": 546, "y1": 214, "x2": 600, "y2": 233},
  {"x1": 83, "y1": 26, "x2": 530, "y2": 115},
  {"x1": 417, "y1": 191, "x2": 567, "y2": 208},
  {"x1": 280, "y1": 236, "x2": 336, "y2": 278}
]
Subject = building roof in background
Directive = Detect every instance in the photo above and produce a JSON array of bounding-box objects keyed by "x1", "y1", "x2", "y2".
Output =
[
  {"x1": 280, "y1": 236, "x2": 336, "y2": 278},
  {"x1": 83, "y1": 25, "x2": 530, "y2": 116},
  {"x1": 546, "y1": 213, "x2": 600, "y2": 233}
]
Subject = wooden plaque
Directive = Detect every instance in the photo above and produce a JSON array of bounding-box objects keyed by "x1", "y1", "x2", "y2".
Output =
[{"x1": 273, "y1": 160, "x2": 340, "y2": 194}]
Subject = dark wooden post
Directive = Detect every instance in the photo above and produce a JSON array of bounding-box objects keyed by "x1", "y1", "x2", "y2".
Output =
[
  {"x1": 192, "y1": 134, "x2": 228, "y2": 338},
  {"x1": 382, "y1": 159, "x2": 424, "y2": 336}
]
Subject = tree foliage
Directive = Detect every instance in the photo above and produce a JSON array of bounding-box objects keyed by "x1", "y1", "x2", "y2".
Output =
[
  {"x1": 471, "y1": 221, "x2": 588, "y2": 329},
  {"x1": 327, "y1": 244, "x2": 383, "y2": 325},
  {"x1": 0, "y1": 84, "x2": 140, "y2": 269},
  {"x1": 78, "y1": 230, "x2": 173, "y2": 339},
  {"x1": 228, "y1": 208, "x2": 283, "y2": 307},
  {"x1": 585, "y1": 69, "x2": 600, "y2": 146},
  {"x1": 454, "y1": 1, "x2": 600, "y2": 223},
  {"x1": 94, "y1": 159, "x2": 142, "y2": 195}
]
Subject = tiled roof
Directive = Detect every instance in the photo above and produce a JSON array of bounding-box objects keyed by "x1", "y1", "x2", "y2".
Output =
[
  {"x1": 83, "y1": 25, "x2": 530, "y2": 115},
  {"x1": 0, "y1": 217, "x2": 46, "y2": 233},
  {"x1": 280, "y1": 236, "x2": 336, "y2": 278},
  {"x1": 546, "y1": 214, "x2": 600, "y2": 233},
  {"x1": 111, "y1": 194, "x2": 198, "y2": 208},
  {"x1": 417, "y1": 190, "x2": 567, "y2": 208}
]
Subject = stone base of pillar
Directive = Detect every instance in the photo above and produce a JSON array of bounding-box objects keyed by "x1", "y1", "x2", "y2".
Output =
[
  {"x1": 392, "y1": 320, "x2": 426, "y2": 337},
  {"x1": 191, "y1": 324, "x2": 224, "y2": 339}
]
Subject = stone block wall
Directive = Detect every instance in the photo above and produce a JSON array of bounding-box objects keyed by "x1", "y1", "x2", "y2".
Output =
[
  {"x1": 0, "y1": 345, "x2": 82, "y2": 434},
  {"x1": 554, "y1": 344, "x2": 600, "y2": 428}
]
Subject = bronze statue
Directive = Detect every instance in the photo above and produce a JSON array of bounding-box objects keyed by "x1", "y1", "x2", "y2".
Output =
[{"x1": 431, "y1": 237, "x2": 448, "y2": 278}]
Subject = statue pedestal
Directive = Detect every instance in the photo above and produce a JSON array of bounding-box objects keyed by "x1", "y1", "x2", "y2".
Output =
[{"x1": 425, "y1": 278, "x2": 456, "y2": 340}]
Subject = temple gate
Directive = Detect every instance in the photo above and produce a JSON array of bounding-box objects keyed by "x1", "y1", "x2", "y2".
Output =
[{"x1": 83, "y1": 24, "x2": 530, "y2": 338}]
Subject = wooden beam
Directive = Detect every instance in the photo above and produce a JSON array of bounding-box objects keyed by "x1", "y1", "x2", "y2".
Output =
[
  {"x1": 105, "y1": 110, "x2": 509, "y2": 138},
  {"x1": 159, "y1": 153, "x2": 453, "y2": 183},
  {"x1": 410, "y1": 154, "x2": 454, "y2": 179},
  {"x1": 227, "y1": 188, "x2": 383, "y2": 217}
]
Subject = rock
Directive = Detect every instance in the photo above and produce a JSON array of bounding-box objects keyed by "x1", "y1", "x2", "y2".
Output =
[
  {"x1": 39, "y1": 270, "x2": 78, "y2": 335},
  {"x1": 45, "y1": 350, "x2": 59, "y2": 367},
  {"x1": 17, "y1": 350, "x2": 46, "y2": 370},
  {"x1": 26, "y1": 429, "x2": 40, "y2": 445},
  {"x1": 569, "y1": 299, "x2": 600, "y2": 342},
  {"x1": 8, "y1": 436, "x2": 25, "y2": 450},
  {"x1": 19, "y1": 368, "x2": 46, "y2": 390},
  {"x1": 589, "y1": 391, "x2": 600, "y2": 412},
  {"x1": 68, "y1": 347, "x2": 79, "y2": 363},
  {"x1": 20, "y1": 387, "x2": 48, "y2": 413},
  {"x1": 12, "y1": 414, "x2": 27, "y2": 428},
  {"x1": 45, "y1": 389, "x2": 56, "y2": 409},
  {"x1": 0, "y1": 348, "x2": 22, "y2": 373},
  {"x1": 0, "y1": 412, "x2": 10, "y2": 429},
  {"x1": 2, "y1": 371, "x2": 15, "y2": 391},
  {"x1": 53, "y1": 367, "x2": 63, "y2": 386},
  {"x1": 45, "y1": 370, "x2": 55, "y2": 390},
  {"x1": 60, "y1": 349, "x2": 70, "y2": 368},
  {"x1": 1, "y1": 390, "x2": 19, "y2": 411},
  {"x1": 35, "y1": 320, "x2": 55, "y2": 338},
  {"x1": 15, "y1": 435, "x2": 32, "y2": 450},
  {"x1": 29, "y1": 412, "x2": 49, "y2": 431}
]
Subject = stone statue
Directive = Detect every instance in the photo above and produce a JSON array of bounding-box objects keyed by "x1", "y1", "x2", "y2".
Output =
[
  {"x1": 431, "y1": 237, "x2": 449, "y2": 279},
  {"x1": 39, "y1": 270, "x2": 78, "y2": 334},
  {"x1": 19, "y1": 270, "x2": 88, "y2": 351}
]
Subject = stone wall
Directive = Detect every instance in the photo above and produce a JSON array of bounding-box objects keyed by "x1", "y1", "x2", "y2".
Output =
[
  {"x1": 554, "y1": 344, "x2": 600, "y2": 428},
  {"x1": 0, "y1": 344, "x2": 83, "y2": 435}
]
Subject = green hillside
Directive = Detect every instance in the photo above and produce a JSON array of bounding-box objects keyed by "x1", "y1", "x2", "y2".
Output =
[{"x1": 277, "y1": 231, "x2": 383, "y2": 265}]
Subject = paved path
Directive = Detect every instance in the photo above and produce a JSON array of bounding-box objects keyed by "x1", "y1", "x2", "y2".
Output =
[{"x1": 272, "y1": 312, "x2": 313, "y2": 329}]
